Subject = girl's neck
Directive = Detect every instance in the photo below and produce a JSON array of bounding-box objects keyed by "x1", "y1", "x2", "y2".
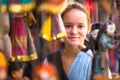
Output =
[{"x1": 63, "y1": 46, "x2": 81, "y2": 58}]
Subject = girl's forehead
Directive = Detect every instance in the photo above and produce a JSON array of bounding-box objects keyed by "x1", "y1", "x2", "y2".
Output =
[{"x1": 63, "y1": 9, "x2": 88, "y2": 23}]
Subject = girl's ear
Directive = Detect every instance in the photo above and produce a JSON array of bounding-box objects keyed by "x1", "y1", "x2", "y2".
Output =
[{"x1": 87, "y1": 23, "x2": 92, "y2": 34}]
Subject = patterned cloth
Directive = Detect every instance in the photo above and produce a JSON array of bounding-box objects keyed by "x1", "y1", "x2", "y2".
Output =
[{"x1": 10, "y1": 16, "x2": 37, "y2": 61}]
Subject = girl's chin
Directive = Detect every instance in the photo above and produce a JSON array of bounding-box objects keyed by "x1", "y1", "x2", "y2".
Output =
[{"x1": 69, "y1": 42, "x2": 80, "y2": 46}]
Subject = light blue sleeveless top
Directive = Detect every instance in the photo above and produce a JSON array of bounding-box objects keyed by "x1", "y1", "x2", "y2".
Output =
[{"x1": 67, "y1": 49, "x2": 93, "y2": 80}]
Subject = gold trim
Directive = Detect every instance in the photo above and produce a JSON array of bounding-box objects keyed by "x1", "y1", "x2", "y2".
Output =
[
  {"x1": 40, "y1": 34, "x2": 52, "y2": 42},
  {"x1": 37, "y1": 2, "x2": 65, "y2": 14},
  {"x1": 53, "y1": 33, "x2": 67, "y2": 40},
  {"x1": 0, "y1": 5, "x2": 7, "y2": 12},
  {"x1": 8, "y1": 1, "x2": 36, "y2": 13},
  {"x1": 10, "y1": 53, "x2": 38, "y2": 62},
  {"x1": 22, "y1": 1, "x2": 36, "y2": 12}
]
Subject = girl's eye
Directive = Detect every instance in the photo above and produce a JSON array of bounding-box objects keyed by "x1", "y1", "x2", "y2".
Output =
[
  {"x1": 78, "y1": 25, "x2": 83, "y2": 29},
  {"x1": 64, "y1": 24, "x2": 73, "y2": 28}
]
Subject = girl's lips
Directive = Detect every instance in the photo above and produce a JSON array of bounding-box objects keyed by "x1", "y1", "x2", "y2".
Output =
[{"x1": 68, "y1": 37, "x2": 79, "y2": 40}]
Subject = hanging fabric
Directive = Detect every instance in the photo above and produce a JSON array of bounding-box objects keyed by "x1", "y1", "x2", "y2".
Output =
[
  {"x1": 37, "y1": 0, "x2": 67, "y2": 42},
  {"x1": 52, "y1": 13, "x2": 67, "y2": 40},
  {"x1": 10, "y1": 14, "x2": 38, "y2": 62}
]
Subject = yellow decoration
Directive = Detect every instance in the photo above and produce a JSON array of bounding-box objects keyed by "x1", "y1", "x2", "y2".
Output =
[
  {"x1": 9, "y1": 4, "x2": 22, "y2": 13},
  {"x1": 8, "y1": 1, "x2": 36, "y2": 14},
  {"x1": 0, "y1": 5, "x2": 7, "y2": 12},
  {"x1": 10, "y1": 53, "x2": 38, "y2": 62},
  {"x1": 37, "y1": 2, "x2": 65, "y2": 14},
  {"x1": 39, "y1": 15, "x2": 52, "y2": 42},
  {"x1": 0, "y1": 51, "x2": 7, "y2": 69}
]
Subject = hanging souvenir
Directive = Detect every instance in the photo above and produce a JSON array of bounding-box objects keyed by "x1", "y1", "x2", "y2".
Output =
[
  {"x1": 0, "y1": 0, "x2": 8, "y2": 12},
  {"x1": 10, "y1": 14, "x2": 38, "y2": 62},
  {"x1": 52, "y1": 14, "x2": 66, "y2": 40},
  {"x1": 38, "y1": 0, "x2": 67, "y2": 42},
  {"x1": 8, "y1": 0, "x2": 36, "y2": 14}
]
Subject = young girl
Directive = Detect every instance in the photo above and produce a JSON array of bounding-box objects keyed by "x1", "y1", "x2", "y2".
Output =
[{"x1": 45, "y1": 2, "x2": 93, "y2": 80}]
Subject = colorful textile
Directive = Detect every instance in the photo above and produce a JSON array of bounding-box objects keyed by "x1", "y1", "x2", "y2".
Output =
[
  {"x1": 9, "y1": 0, "x2": 35, "y2": 13},
  {"x1": 10, "y1": 16, "x2": 37, "y2": 61},
  {"x1": 0, "y1": 0, "x2": 8, "y2": 12}
]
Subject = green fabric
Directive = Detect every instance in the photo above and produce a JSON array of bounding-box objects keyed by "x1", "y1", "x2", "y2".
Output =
[
  {"x1": 21, "y1": 0, "x2": 32, "y2": 4},
  {"x1": 1, "y1": 0, "x2": 8, "y2": 5}
]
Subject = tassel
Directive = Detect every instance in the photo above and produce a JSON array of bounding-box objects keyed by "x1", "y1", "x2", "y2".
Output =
[{"x1": 39, "y1": 14, "x2": 52, "y2": 42}]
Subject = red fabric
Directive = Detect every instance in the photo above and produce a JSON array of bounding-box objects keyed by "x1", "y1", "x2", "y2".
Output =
[{"x1": 109, "y1": 39, "x2": 115, "y2": 71}]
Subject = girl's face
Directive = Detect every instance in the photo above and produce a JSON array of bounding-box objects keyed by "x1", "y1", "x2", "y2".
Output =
[
  {"x1": 107, "y1": 23, "x2": 115, "y2": 36},
  {"x1": 63, "y1": 9, "x2": 90, "y2": 47}
]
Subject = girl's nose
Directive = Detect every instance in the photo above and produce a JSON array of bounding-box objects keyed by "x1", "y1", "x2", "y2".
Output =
[{"x1": 71, "y1": 27, "x2": 78, "y2": 34}]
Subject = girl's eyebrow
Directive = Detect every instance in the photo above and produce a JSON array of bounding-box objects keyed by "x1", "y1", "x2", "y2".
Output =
[{"x1": 64, "y1": 22, "x2": 85, "y2": 25}]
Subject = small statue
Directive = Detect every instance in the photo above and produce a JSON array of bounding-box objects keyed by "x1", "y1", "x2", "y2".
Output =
[
  {"x1": 89, "y1": 22, "x2": 102, "y2": 55},
  {"x1": 93, "y1": 20, "x2": 116, "y2": 80}
]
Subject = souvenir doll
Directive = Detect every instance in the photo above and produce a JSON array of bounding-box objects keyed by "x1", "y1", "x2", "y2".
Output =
[
  {"x1": 8, "y1": 61, "x2": 29, "y2": 80},
  {"x1": 89, "y1": 22, "x2": 102, "y2": 55},
  {"x1": 37, "y1": 0, "x2": 67, "y2": 42},
  {"x1": 0, "y1": 50, "x2": 8, "y2": 80},
  {"x1": 88, "y1": 22, "x2": 102, "y2": 78},
  {"x1": 10, "y1": 13, "x2": 38, "y2": 62},
  {"x1": 32, "y1": 63, "x2": 58, "y2": 80},
  {"x1": 93, "y1": 20, "x2": 116, "y2": 80}
]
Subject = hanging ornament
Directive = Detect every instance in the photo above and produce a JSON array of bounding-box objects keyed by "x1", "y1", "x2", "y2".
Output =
[
  {"x1": 8, "y1": 0, "x2": 36, "y2": 14},
  {"x1": 10, "y1": 15, "x2": 38, "y2": 62},
  {"x1": 38, "y1": 0, "x2": 67, "y2": 42},
  {"x1": 39, "y1": 14, "x2": 52, "y2": 41},
  {"x1": 52, "y1": 13, "x2": 67, "y2": 40},
  {"x1": 0, "y1": 0, "x2": 8, "y2": 12}
]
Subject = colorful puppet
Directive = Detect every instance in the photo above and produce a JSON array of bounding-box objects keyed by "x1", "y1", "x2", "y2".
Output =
[
  {"x1": 37, "y1": 0, "x2": 67, "y2": 42},
  {"x1": 89, "y1": 22, "x2": 102, "y2": 55},
  {"x1": 88, "y1": 22, "x2": 102, "y2": 78},
  {"x1": 32, "y1": 63, "x2": 58, "y2": 80},
  {"x1": 10, "y1": 13, "x2": 38, "y2": 62},
  {"x1": 93, "y1": 20, "x2": 116, "y2": 80},
  {"x1": 8, "y1": 61, "x2": 29, "y2": 80},
  {"x1": 0, "y1": 50, "x2": 7, "y2": 80}
]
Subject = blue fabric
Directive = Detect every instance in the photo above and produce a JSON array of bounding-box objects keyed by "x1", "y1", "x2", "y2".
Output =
[
  {"x1": 67, "y1": 49, "x2": 93, "y2": 80},
  {"x1": 99, "y1": 34, "x2": 113, "y2": 51}
]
